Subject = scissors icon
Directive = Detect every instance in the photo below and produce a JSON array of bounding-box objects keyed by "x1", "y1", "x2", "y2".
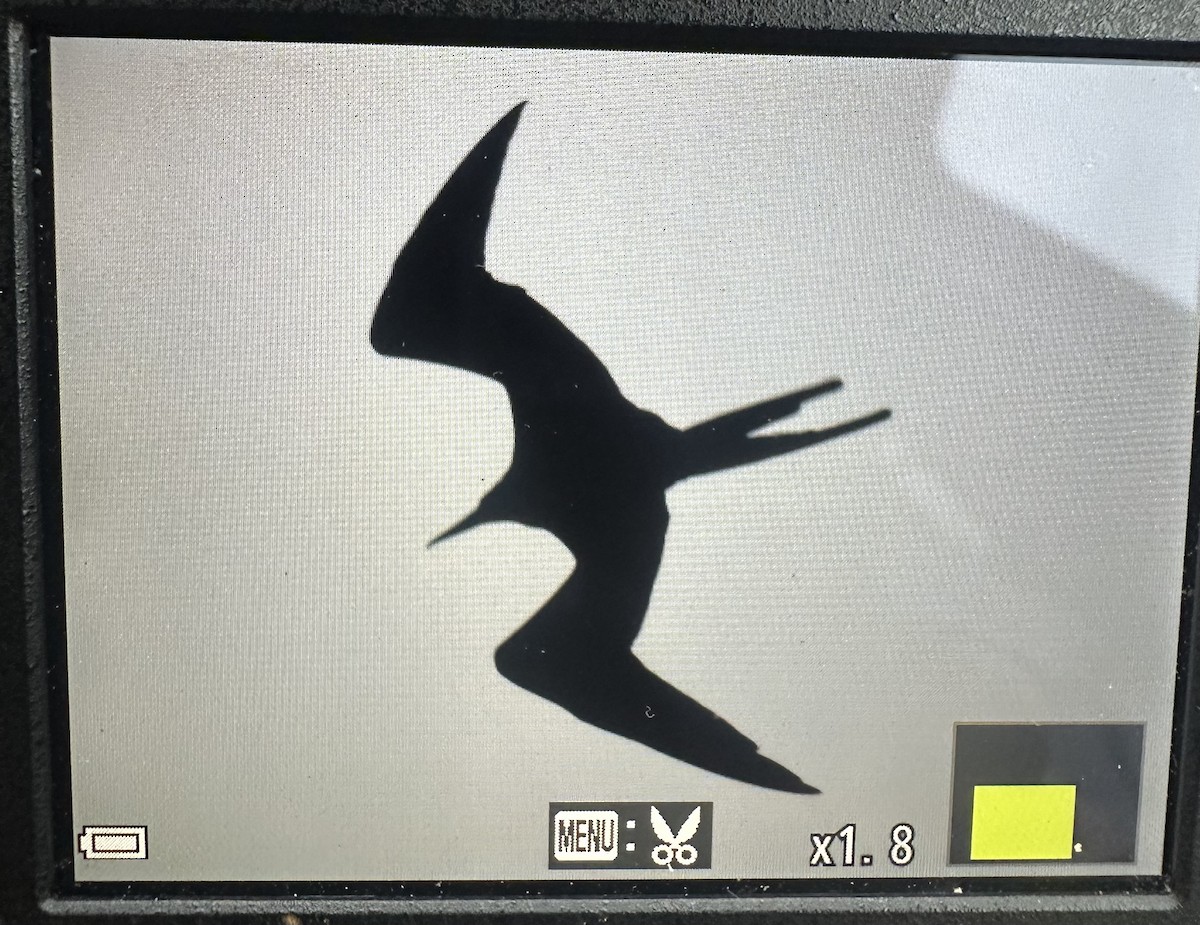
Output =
[{"x1": 650, "y1": 805, "x2": 702, "y2": 867}]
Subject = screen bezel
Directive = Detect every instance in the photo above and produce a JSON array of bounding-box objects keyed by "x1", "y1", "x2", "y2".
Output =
[{"x1": 5, "y1": 2, "x2": 1200, "y2": 921}]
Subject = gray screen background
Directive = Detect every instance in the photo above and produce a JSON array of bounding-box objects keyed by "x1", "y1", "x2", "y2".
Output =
[{"x1": 50, "y1": 38, "x2": 1200, "y2": 881}]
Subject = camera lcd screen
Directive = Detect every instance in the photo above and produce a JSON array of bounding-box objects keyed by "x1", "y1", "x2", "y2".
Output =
[{"x1": 46, "y1": 37, "x2": 1200, "y2": 888}]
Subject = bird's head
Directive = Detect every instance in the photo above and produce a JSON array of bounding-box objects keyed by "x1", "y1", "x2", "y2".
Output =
[{"x1": 427, "y1": 483, "x2": 516, "y2": 548}]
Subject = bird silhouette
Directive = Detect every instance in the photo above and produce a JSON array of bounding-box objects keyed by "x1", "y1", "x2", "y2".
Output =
[{"x1": 371, "y1": 102, "x2": 890, "y2": 794}]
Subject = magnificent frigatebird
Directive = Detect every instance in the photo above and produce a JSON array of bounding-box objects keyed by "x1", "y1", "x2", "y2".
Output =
[{"x1": 371, "y1": 103, "x2": 890, "y2": 794}]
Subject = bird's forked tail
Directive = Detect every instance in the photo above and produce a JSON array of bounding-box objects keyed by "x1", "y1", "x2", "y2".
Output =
[{"x1": 671, "y1": 379, "x2": 890, "y2": 483}]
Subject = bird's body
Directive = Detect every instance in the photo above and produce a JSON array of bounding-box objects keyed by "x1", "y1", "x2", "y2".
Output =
[{"x1": 371, "y1": 102, "x2": 890, "y2": 793}]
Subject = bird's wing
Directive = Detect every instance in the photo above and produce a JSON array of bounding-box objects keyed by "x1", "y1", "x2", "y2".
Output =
[
  {"x1": 465, "y1": 276, "x2": 630, "y2": 413},
  {"x1": 493, "y1": 493, "x2": 816, "y2": 794},
  {"x1": 371, "y1": 103, "x2": 628, "y2": 411},
  {"x1": 402, "y1": 102, "x2": 526, "y2": 276},
  {"x1": 509, "y1": 491, "x2": 669, "y2": 650}
]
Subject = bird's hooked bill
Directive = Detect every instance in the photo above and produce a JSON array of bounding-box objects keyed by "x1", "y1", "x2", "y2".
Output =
[{"x1": 427, "y1": 507, "x2": 489, "y2": 548}]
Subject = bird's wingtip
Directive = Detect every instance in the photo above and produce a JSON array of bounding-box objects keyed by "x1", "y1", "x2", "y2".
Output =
[
  {"x1": 750, "y1": 758, "x2": 821, "y2": 795},
  {"x1": 499, "y1": 100, "x2": 528, "y2": 126}
]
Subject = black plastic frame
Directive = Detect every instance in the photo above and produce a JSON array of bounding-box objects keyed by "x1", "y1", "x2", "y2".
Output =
[{"x1": 4, "y1": 1, "x2": 1200, "y2": 922}]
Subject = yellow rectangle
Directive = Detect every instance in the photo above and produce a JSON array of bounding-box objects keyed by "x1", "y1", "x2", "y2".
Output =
[{"x1": 970, "y1": 784, "x2": 1076, "y2": 861}]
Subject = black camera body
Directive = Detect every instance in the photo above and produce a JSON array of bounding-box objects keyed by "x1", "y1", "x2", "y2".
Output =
[{"x1": 4, "y1": 2, "x2": 1200, "y2": 923}]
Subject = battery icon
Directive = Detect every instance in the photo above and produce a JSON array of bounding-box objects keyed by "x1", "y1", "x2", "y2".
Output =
[{"x1": 78, "y1": 825, "x2": 148, "y2": 860}]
